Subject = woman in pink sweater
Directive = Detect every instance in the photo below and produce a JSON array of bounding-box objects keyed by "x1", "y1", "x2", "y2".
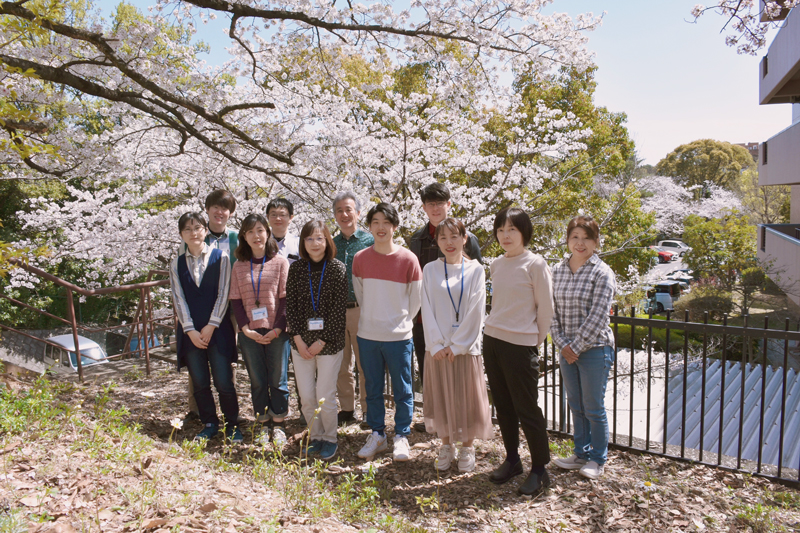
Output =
[{"x1": 229, "y1": 214, "x2": 290, "y2": 449}]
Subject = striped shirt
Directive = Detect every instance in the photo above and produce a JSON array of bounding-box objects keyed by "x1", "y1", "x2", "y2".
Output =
[
  {"x1": 352, "y1": 246, "x2": 422, "y2": 342},
  {"x1": 551, "y1": 253, "x2": 616, "y2": 355},
  {"x1": 170, "y1": 243, "x2": 231, "y2": 332}
]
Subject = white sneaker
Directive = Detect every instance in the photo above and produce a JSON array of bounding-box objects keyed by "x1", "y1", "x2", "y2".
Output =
[
  {"x1": 457, "y1": 446, "x2": 476, "y2": 473},
  {"x1": 579, "y1": 460, "x2": 604, "y2": 480},
  {"x1": 435, "y1": 444, "x2": 455, "y2": 471},
  {"x1": 272, "y1": 426, "x2": 287, "y2": 449},
  {"x1": 357, "y1": 432, "x2": 388, "y2": 459},
  {"x1": 393, "y1": 435, "x2": 410, "y2": 462},
  {"x1": 553, "y1": 454, "x2": 588, "y2": 470}
]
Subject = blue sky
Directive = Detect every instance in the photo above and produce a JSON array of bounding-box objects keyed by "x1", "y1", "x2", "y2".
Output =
[{"x1": 96, "y1": 0, "x2": 788, "y2": 165}]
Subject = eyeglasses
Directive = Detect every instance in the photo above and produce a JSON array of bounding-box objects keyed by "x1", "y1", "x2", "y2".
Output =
[
  {"x1": 425, "y1": 201, "x2": 448, "y2": 208},
  {"x1": 181, "y1": 226, "x2": 206, "y2": 235},
  {"x1": 304, "y1": 236, "x2": 326, "y2": 244}
]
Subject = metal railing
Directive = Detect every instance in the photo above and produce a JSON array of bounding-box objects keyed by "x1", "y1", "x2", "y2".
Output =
[
  {"x1": 0, "y1": 259, "x2": 174, "y2": 382},
  {"x1": 3, "y1": 259, "x2": 800, "y2": 487},
  {"x1": 540, "y1": 306, "x2": 800, "y2": 487}
]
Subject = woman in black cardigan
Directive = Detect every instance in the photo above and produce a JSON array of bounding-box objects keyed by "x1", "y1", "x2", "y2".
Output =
[{"x1": 286, "y1": 220, "x2": 348, "y2": 460}]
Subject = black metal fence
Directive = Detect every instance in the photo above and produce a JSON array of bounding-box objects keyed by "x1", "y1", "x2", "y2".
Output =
[{"x1": 539, "y1": 307, "x2": 800, "y2": 487}]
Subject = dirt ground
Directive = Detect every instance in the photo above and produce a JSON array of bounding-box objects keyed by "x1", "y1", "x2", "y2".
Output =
[{"x1": 5, "y1": 362, "x2": 800, "y2": 532}]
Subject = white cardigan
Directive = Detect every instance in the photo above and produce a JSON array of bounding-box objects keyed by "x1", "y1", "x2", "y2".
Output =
[{"x1": 421, "y1": 258, "x2": 486, "y2": 357}]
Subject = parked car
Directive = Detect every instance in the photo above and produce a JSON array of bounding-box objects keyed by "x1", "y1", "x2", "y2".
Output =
[
  {"x1": 642, "y1": 280, "x2": 685, "y2": 313},
  {"x1": 650, "y1": 246, "x2": 676, "y2": 263},
  {"x1": 43, "y1": 334, "x2": 109, "y2": 372},
  {"x1": 657, "y1": 240, "x2": 692, "y2": 257}
]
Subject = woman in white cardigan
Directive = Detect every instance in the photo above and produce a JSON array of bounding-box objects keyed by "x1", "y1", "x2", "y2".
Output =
[{"x1": 421, "y1": 218, "x2": 492, "y2": 473}]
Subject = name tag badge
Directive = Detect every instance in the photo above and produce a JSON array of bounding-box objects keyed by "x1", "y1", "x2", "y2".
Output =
[
  {"x1": 251, "y1": 307, "x2": 269, "y2": 321},
  {"x1": 308, "y1": 318, "x2": 324, "y2": 331},
  {"x1": 452, "y1": 323, "x2": 460, "y2": 329}
]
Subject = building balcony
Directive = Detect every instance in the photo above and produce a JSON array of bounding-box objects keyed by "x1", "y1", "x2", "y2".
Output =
[
  {"x1": 758, "y1": 120, "x2": 800, "y2": 187},
  {"x1": 759, "y1": 6, "x2": 800, "y2": 105},
  {"x1": 758, "y1": 224, "x2": 800, "y2": 306}
]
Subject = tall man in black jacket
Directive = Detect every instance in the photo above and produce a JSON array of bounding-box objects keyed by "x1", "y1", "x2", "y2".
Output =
[{"x1": 409, "y1": 183, "x2": 482, "y2": 430}]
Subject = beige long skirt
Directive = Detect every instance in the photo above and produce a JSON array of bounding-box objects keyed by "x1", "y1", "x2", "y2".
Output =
[{"x1": 422, "y1": 351, "x2": 494, "y2": 443}]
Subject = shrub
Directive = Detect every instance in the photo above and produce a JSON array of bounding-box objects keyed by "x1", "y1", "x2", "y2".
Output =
[{"x1": 673, "y1": 285, "x2": 733, "y2": 322}]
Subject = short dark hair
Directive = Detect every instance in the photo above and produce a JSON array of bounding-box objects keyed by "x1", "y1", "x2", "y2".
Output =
[
  {"x1": 298, "y1": 220, "x2": 337, "y2": 262},
  {"x1": 235, "y1": 214, "x2": 279, "y2": 261},
  {"x1": 566, "y1": 215, "x2": 600, "y2": 243},
  {"x1": 266, "y1": 197, "x2": 294, "y2": 217},
  {"x1": 366, "y1": 202, "x2": 400, "y2": 227},
  {"x1": 420, "y1": 182, "x2": 450, "y2": 204},
  {"x1": 493, "y1": 207, "x2": 533, "y2": 247},
  {"x1": 178, "y1": 212, "x2": 208, "y2": 233},
  {"x1": 204, "y1": 190, "x2": 236, "y2": 213}
]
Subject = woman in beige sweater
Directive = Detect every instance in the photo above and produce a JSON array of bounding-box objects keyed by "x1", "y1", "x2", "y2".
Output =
[{"x1": 483, "y1": 207, "x2": 554, "y2": 497}]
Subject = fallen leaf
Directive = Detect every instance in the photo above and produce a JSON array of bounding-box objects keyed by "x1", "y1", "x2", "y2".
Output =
[
  {"x1": 199, "y1": 502, "x2": 217, "y2": 513},
  {"x1": 20, "y1": 496, "x2": 45, "y2": 507},
  {"x1": 142, "y1": 518, "x2": 168, "y2": 529},
  {"x1": 97, "y1": 509, "x2": 115, "y2": 520},
  {"x1": 216, "y1": 483, "x2": 236, "y2": 495}
]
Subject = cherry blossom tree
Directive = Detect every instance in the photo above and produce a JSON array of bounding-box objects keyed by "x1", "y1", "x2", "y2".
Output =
[
  {"x1": 691, "y1": 1, "x2": 800, "y2": 54},
  {"x1": 2, "y1": 0, "x2": 611, "y2": 288}
]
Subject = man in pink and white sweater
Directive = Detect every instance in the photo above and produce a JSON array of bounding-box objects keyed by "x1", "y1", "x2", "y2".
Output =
[{"x1": 353, "y1": 202, "x2": 422, "y2": 462}]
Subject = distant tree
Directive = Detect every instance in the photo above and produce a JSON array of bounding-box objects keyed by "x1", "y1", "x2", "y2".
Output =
[
  {"x1": 682, "y1": 212, "x2": 766, "y2": 317},
  {"x1": 655, "y1": 139, "x2": 755, "y2": 198}
]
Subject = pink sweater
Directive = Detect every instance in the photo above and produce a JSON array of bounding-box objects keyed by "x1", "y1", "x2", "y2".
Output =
[
  {"x1": 352, "y1": 246, "x2": 422, "y2": 342},
  {"x1": 229, "y1": 256, "x2": 289, "y2": 330}
]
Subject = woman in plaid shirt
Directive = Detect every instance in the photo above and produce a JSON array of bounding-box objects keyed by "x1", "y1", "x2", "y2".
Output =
[{"x1": 550, "y1": 215, "x2": 616, "y2": 480}]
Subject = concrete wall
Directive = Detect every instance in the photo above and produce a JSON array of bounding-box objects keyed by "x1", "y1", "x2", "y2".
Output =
[
  {"x1": 760, "y1": 5, "x2": 800, "y2": 105},
  {"x1": 758, "y1": 226, "x2": 800, "y2": 306},
  {"x1": 759, "y1": 121, "x2": 800, "y2": 188},
  {"x1": 0, "y1": 328, "x2": 107, "y2": 373}
]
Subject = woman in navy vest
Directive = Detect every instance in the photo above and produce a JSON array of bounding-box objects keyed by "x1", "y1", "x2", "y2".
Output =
[{"x1": 170, "y1": 212, "x2": 240, "y2": 443}]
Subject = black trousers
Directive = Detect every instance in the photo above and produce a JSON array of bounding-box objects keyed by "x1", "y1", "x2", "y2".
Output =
[
  {"x1": 412, "y1": 320, "x2": 426, "y2": 392},
  {"x1": 483, "y1": 334, "x2": 551, "y2": 467}
]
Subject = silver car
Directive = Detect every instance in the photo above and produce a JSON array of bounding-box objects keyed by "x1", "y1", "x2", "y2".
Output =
[{"x1": 43, "y1": 334, "x2": 109, "y2": 372}]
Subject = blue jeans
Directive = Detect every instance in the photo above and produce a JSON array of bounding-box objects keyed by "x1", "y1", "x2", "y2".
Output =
[
  {"x1": 239, "y1": 330, "x2": 289, "y2": 421},
  {"x1": 357, "y1": 337, "x2": 413, "y2": 437},
  {"x1": 559, "y1": 345, "x2": 614, "y2": 465},
  {"x1": 184, "y1": 343, "x2": 239, "y2": 428}
]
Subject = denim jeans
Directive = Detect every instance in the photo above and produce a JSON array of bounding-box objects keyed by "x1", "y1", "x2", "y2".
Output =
[
  {"x1": 559, "y1": 345, "x2": 614, "y2": 465},
  {"x1": 239, "y1": 330, "x2": 290, "y2": 421},
  {"x1": 357, "y1": 337, "x2": 414, "y2": 437},
  {"x1": 184, "y1": 343, "x2": 239, "y2": 428},
  {"x1": 293, "y1": 349, "x2": 343, "y2": 443}
]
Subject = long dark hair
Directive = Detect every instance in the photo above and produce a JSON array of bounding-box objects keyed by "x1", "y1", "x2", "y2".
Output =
[{"x1": 235, "y1": 214, "x2": 279, "y2": 261}]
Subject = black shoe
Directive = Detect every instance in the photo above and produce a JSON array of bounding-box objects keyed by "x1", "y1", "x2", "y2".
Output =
[
  {"x1": 412, "y1": 421, "x2": 427, "y2": 433},
  {"x1": 489, "y1": 460, "x2": 523, "y2": 484},
  {"x1": 517, "y1": 468, "x2": 551, "y2": 496},
  {"x1": 338, "y1": 410, "x2": 356, "y2": 426}
]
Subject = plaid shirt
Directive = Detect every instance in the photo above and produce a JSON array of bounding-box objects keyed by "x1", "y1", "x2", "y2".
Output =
[{"x1": 551, "y1": 254, "x2": 616, "y2": 355}]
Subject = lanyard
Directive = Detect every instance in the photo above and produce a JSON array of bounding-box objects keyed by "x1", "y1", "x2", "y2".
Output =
[
  {"x1": 444, "y1": 258, "x2": 464, "y2": 322},
  {"x1": 250, "y1": 256, "x2": 266, "y2": 307},
  {"x1": 308, "y1": 260, "x2": 327, "y2": 315}
]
